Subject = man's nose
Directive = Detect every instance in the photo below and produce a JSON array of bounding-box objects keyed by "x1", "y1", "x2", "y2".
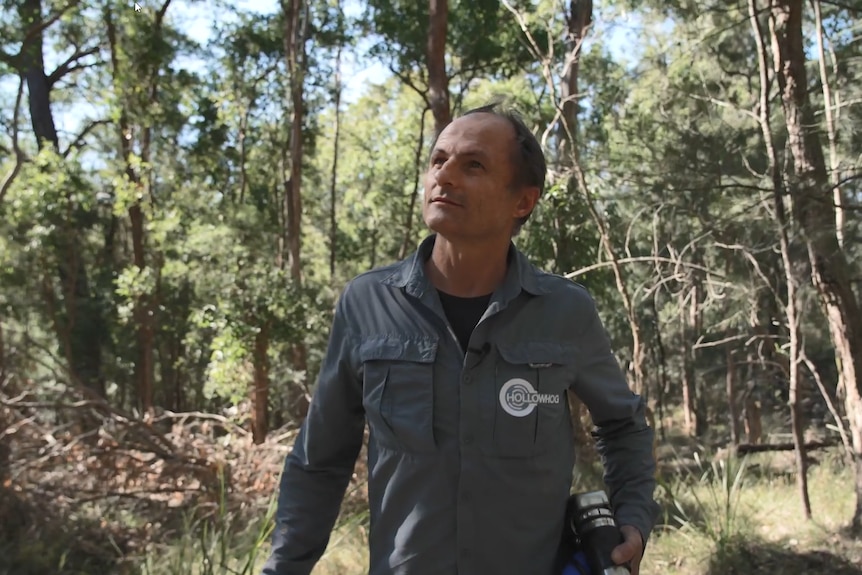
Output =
[{"x1": 434, "y1": 159, "x2": 457, "y2": 187}]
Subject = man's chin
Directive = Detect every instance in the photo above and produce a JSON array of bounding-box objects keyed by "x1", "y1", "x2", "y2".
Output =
[{"x1": 423, "y1": 217, "x2": 464, "y2": 238}]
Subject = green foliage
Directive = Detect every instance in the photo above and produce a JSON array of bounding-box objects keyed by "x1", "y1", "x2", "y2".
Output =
[
  {"x1": 363, "y1": 0, "x2": 536, "y2": 94},
  {"x1": 660, "y1": 452, "x2": 751, "y2": 550}
]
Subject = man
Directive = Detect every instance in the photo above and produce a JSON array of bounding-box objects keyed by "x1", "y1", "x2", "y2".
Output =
[{"x1": 262, "y1": 104, "x2": 659, "y2": 575}]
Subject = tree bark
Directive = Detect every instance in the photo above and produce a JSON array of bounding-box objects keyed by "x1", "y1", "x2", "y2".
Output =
[
  {"x1": 0, "y1": 320, "x2": 5, "y2": 382},
  {"x1": 329, "y1": 44, "x2": 342, "y2": 282},
  {"x1": 284, "y1": 0, "x2": 306, "y2": 285},
  {"x1": 769, "y1": 0, "x2": 862, "y2": 528},
  {"x1": 427, "y1": 0, "x2": 451, "y2": 135},
  {"x1": 650, "y1": 292, "x2": 669, "y2": 441},
  {"x1": 811, "y1": 0, "x2": 845, "y2": 249},
  {"x1": 680, "y1": 284, "x2": 699, "y2": 436},
  {"x1": 284, "y1": 0, "x2": 310, "y2": 424},
  {"x1": 559, "y1": 0, "x2": 592, "y2": 160},
  {"x1": 20, "y1": 0, "x2": 59, "y2": 151}
]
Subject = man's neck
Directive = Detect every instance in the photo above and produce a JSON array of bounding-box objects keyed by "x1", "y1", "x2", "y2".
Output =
[{"x1": 424, "y1": 235, "x2": 510, "y2": 298}]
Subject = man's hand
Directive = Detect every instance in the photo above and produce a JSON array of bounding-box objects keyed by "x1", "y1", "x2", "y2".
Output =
[{"x1": 610, "y1": 525, "x2": 644, "y2": 575}]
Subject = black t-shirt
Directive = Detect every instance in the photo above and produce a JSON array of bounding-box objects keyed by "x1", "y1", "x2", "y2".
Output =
[{"x1": 437, "y1": 290, "x2": 493, "y2": 353}]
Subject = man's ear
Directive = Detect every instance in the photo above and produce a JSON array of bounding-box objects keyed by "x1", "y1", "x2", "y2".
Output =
[{"x1": 513, "y1": 186, "x2": 540, "y2": 219}]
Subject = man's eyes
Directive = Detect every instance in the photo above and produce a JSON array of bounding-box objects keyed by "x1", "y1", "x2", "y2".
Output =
[{"x1": 429, "y1": 156, "x2": 485, "y2": 170}]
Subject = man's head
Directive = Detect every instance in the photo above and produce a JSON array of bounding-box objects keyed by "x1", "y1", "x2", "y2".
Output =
[{"x1": 422, "y1": 104, "x2": 546, "y2": 242}]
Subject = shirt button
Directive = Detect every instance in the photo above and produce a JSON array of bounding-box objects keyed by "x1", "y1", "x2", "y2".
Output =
[
  {"x1": 463, "y1": 375, "x2": 472, "y2": 384},
  {"x1": 462, "y1": 434, "x2": 473, "y2": 445}
]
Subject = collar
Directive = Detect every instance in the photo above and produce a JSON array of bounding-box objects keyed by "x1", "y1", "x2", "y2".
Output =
[{"x1": 381, "y1": 234, "x2": 548, "y2": 302}]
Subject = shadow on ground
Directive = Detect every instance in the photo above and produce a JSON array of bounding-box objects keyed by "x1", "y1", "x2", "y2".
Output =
[{"x1": 706, "y1": 535, "x2": 862, "y2": 575}]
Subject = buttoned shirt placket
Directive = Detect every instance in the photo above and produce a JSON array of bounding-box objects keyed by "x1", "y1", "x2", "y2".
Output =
[{"x1": 394, "y1": 244, "x2": 533, "y2": 574}]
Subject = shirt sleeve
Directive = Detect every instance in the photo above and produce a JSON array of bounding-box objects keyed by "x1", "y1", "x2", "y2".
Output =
[
  {"x1": 261, "y1": 291, "x2": 365, "y2": 575},
  {"x1": 570, "y1": 291, "x2": 660, "y2": 544}
]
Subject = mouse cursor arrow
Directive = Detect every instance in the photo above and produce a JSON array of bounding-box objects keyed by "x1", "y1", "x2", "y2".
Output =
[{"x1": 134, "y1": 3, "x2": 141, "y2": 11}]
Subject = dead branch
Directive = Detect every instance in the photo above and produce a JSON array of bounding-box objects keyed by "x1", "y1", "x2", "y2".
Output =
[
  {"x1": 565, "y1": 256, "x2": 723, "y2": 280},
  {"x1": 737, "y1": 439, "x2": 837, "y2": 454}
]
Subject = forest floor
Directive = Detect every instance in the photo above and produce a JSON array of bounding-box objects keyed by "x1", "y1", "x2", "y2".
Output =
[
  {"x1": 309, "y1": 447, "x2": 860, "y2": 575},
  {"x1": 1, "y1": 397, "x2": 860, "y2": 575}
]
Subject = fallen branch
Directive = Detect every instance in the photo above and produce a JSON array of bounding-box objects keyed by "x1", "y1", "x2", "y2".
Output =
[{"x1": 736, "y1": 439, "x2": 837, "y2": 454}]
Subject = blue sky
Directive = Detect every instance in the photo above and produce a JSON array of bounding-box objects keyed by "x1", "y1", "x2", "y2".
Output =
[
  {"x1": 162, "y1": 0, "x2": 389, "y2": 103},
  {"x1": 1, "y1": 0, "x2": 647, "y2": 150}
]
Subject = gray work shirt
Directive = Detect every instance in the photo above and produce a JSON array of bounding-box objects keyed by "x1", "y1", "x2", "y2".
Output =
[{"x1": 263, "y1": 235, "x2": 659, "y2": 575}]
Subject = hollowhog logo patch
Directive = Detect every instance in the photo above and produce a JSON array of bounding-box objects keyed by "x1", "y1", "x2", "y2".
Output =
[{"x1": 499, "y1": 378, "x2": 561, "y2": 417}]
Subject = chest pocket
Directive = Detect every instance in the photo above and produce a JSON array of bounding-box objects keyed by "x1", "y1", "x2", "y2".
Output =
[
  {"x1": 493, "y1": 342, "x2": 576, "y2": 458},
  {"x1": 359, "y1": 335, "x2": 438, "y2": 453}
]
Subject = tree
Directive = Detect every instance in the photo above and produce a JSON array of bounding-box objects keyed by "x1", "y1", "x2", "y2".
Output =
[
  {"x1": 427, "y1": 0, "x2": 451, "y2": 133},
  {"x1": 1, "y1": 0, "x2": 106, "y2": 398},
  {"x1": 750, "y1": 0, "x2": 810, "y2": 517},
  {"x1": 769, "y1": 0, "x2": 862, "y2": 530}
]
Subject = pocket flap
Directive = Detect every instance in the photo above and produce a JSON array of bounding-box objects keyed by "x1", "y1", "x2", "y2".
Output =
[
  {"x1": 497, "y1": 341, "x2": 577, "y2": 366},
  {"x1": 359, "y1": 335, "x2": 438, "y2": 363}
]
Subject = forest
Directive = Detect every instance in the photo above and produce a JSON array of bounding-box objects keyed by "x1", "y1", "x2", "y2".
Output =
[{"x1": 0, "y1": 0, "x2": 860, "y2": 573}]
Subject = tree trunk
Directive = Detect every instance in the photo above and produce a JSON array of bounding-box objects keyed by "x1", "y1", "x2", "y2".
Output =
[
  {"x1": 252, "y1": 323, "x2": 270, "y2": 444},
  {"x1": 20, "y1": 0, "x2": 59, "y2": 151},
  {"x1": 811, "y1": 0, "x2": 845, "y2": 249},
  {"x1": 726, "y1": 346, "x2": 741, "y2": 446},
  {"x1": 106, "y1": 6, "x2": 160, "y2": 413},
  {"x1": 680, "y1": 285, "x2": 698, "y2": 436},
  {"x1": 427, "y1": 0, "x2": 451, "y2": 135},
  {"x1": 399, "y1": 107, "x2": 429, "y2": 259},
  {"x1": 650, "y1": 292, "x2": 669, "y2": 441},
  {"x1": 284, "y1": 0, "x2": 310, "y2": 424},
  {"x1": 567, "y1": 390, "x2": 598, "y2": 477},
  {"x1": 743, "y1": 396, "x2": 763, "y2": 445},
  {"x1": 21, "y1": 0, "x2": 103, "y2": 397},
  {"x1": 329, "y1": 44, "x2": 342, "y2": 282},
  {"x1": 0, "y1": 320, "x2": 5, "y2": 381},
  {"x1": 769, "y1": 0, "x2": 862, "y2": 528},
  {"x1": 751, "y1": 0, "x2": 811, "y2": 517},
  {"x1": 284, "y1": 0, "x2": 306, "y2": 285},
  {"x1": 559, "y1": 0, "x2": 592, "y2": 157}
]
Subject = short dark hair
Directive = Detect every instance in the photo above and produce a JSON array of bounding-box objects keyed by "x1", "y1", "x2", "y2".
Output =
[{"x1": 434, "y1": 103, "x2": 546, "y2": 233}]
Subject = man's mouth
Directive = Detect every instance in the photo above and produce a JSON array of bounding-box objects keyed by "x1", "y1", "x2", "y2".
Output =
[{"x1": 432, "y1": 197, "x2": 461, "y2": 206}]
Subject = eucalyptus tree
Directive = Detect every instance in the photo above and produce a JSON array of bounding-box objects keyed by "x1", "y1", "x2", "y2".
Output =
[
  {"x1": 768, "y1": 0, "x2": 862, "y2": 529},
  {"x1": 0, "y1": 0, "x2": 107, "y2": 398},
  {"x1": 364, "y1": 0, "x2": 530, "y2": 132},
  {"x1": 102, "y1": 0, "x2": 198, "y2": 412}
]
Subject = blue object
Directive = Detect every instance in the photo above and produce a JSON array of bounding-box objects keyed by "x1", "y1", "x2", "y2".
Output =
[{"x1": 562, "y1": 550, "x2": 591, "y2": 575}]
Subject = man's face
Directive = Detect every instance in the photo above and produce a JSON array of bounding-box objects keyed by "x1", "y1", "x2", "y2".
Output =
[{"x1": 422, "y1": 113, "x2": 538, "y2": 242}]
